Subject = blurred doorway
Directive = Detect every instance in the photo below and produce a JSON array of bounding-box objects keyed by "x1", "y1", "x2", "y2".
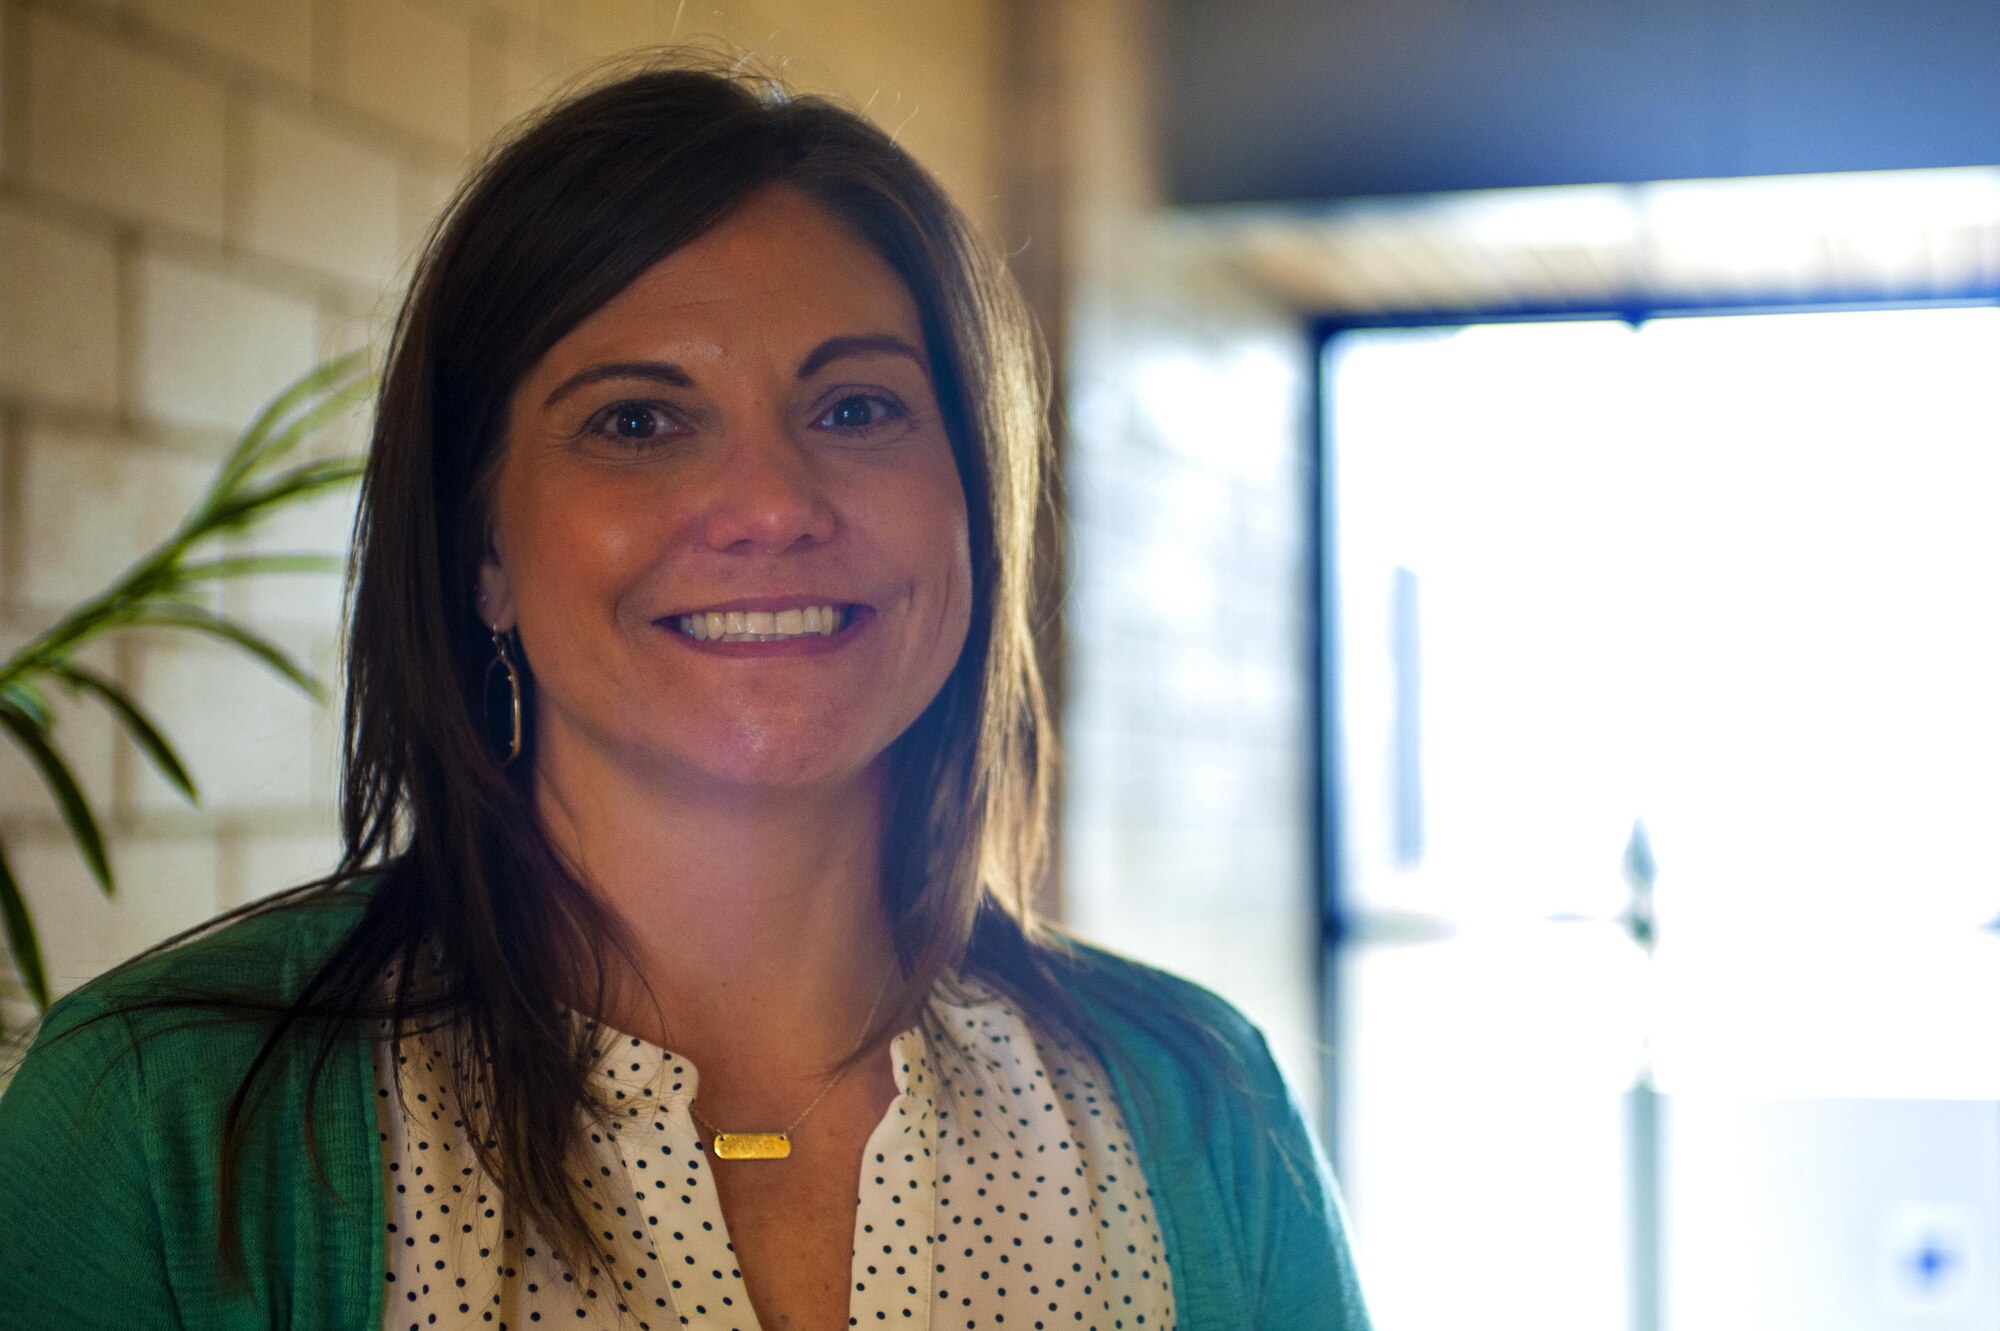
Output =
[{"x1": 1321, "y1": 306, "x2": 2000, "y2": 1330}]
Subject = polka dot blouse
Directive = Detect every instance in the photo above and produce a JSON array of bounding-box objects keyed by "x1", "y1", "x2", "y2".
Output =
[{"x1": 373, "y1": 978, "x2": 1176, "y2": 1330}]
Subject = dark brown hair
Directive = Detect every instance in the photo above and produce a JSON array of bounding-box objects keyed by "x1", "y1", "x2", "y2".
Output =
[{"x1": 257, "y1": 58, "x2": 1069, "y2": 1270}]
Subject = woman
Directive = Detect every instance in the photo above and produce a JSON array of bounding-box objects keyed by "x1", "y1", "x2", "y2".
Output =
[{"x1": 0, "y1": 62, "x2": 1369, "y2": 1330}]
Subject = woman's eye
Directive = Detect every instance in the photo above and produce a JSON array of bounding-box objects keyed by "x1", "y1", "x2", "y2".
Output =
[
  {"x1": 814, "y1": 393, "x2": 904, "y2": 434},
  {"x1": 586, "y1": 401, "x2": 679, "y2": 444}
]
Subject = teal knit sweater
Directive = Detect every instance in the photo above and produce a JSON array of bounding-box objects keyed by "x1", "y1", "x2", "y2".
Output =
[{"x1": 0, "y1": 887, "x2": 1371, "y2": 1329}]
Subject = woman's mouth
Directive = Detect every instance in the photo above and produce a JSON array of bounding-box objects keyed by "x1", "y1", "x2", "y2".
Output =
[{"x1": 671, "y1": 604, "x2": 849, "y2": 643}]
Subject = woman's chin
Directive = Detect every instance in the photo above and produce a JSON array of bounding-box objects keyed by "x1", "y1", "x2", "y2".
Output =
[
  {"x1": 531, "y1": 691, "x2": 892, "y2": 795},
  {"x1": 633, "y1": 727, "x2": 887, "y2": 801}
]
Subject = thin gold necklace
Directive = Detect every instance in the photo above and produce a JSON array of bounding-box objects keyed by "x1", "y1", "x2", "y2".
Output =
[{"x1": 687, "y1": 968, "x2": 894, "y2": 1161}]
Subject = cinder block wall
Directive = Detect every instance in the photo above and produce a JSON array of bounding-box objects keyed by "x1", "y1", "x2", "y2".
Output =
[
  {"x1": 0, "y1": 0, "x2": 1004, "y2": 1010},
  {"x1": 1051, "y1": 0, "x2": 1325, "y2": 1112}
]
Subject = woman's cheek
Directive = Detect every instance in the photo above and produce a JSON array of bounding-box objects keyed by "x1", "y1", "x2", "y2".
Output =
[{"x1": 544, "y1": 485, "x2": 660, "y2": 592}]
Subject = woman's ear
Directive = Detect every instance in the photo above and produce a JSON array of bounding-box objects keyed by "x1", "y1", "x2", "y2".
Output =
[{"x1": 476, "y1": 553, "x2": 516, "y2": 633}]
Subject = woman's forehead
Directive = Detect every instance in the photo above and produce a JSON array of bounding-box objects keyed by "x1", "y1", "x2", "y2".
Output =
[{"x1": 523, "y1": 185, "x2": 927, "y2": 384}]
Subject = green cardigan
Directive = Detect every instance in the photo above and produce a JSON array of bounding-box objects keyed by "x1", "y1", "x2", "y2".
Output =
[{"x1": 0, "y1": 887, "x2": 1371, "y2": 1329}]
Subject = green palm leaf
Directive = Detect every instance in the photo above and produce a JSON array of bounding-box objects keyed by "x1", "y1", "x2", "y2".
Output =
[
  {"x1": 0, "y1": 700, "x2": 112, "y2": 896},
  {"x1": 198, "y1": 458, "x2": 366, "y2": 536},
  {"x1": 172, "y1": 554, "x2": 346, "y2": 584},
  {"x1": 209, "y1": 350, "x2": 371, "y2": 499},
  {"x1": 0, "y1": 681, "x2": 53, "y2": 732},
  {"x1": 0, "y1": 845, "x2": 49, "y2": 1010},
  {"x1": 124, "y1": 604, "x2": 323, "y2": 698},
  {"x1": 51, "y1": 663, "x2": 197, "y2": 803}
]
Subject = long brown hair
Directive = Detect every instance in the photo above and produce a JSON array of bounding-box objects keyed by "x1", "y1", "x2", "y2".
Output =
[{"x1": 265, "y1": 57, "x2": 1068, "y2": 1270}]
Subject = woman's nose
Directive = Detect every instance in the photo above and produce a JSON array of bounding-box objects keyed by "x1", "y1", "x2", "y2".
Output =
[{"x1": 698, "y1": 420, "x2": 836, "y2": 554}]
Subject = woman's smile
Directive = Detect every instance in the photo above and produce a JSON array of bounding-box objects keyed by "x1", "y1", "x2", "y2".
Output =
[{"x1": 659, "y1": 598, "x2": 876, "y2": 654}]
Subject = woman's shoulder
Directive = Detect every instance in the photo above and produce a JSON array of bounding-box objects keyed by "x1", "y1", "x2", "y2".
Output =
[
  {"x1": 2, "y1": 875, "x2": 381, "y2": 1159},
  {"x1": 8, "y1": 878, "x2": 379, "y2": 1113},
  {"x1": 1037, "y1": 937, "x2": 1372, "y2": 1328},
  {"x1": 0, "y1": 879, "x2": 384, "y2": 1321},
  {"x1": 1056, "y1": 938, "x2": 1257, "y2": 1020},
  {"x1": 1044, "y1": 936, "x2": 1282, "y2": 1086}
]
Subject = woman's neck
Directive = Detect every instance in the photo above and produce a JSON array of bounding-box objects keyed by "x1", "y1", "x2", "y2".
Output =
[{"x1": 529, "y1": 735, "x2": 900, "y2": 1085}]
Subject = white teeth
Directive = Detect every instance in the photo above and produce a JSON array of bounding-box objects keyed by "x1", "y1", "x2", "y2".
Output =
[{"x1": 676, "y1": 605, "x2": 845, "y2": 643}]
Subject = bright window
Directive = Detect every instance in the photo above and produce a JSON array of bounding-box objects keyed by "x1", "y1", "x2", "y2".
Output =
[{"x1": 1325, "y1": 306, "x2": 2000, "y2": 1330}]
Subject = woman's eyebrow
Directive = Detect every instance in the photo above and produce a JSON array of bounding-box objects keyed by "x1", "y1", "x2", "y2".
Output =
[
  {"x1": 540, "y1": 336, "x2": 922, "y2": 411},
  {"x1": 541, "y1": 361, "x2": 693, "y2": 410},
  {"x1": 796, "y1": 333, "x2": 925, "y2": 379}
]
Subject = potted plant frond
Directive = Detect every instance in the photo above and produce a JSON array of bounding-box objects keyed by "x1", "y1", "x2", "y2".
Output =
[{"x1": 0, "y1": 353, "x2": 371, "y2": 1025}]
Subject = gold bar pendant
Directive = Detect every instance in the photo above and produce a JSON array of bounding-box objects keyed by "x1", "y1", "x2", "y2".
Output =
[{"x1": 709, "y1": 1131, "x2": 791, "y2": 1161}]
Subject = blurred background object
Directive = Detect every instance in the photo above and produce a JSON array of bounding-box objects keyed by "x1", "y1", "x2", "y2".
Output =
[
  {"x1": 1144, "y1": 4, "x2": 2000, "y2": 1330},
  {"x1": 5, "y1": 1, "x2": 1999, "y2": 1327}
]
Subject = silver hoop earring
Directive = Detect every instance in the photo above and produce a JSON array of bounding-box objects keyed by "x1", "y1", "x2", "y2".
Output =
[{"x1": 486, "y1": 627, "x2": 523, "y2": 764}]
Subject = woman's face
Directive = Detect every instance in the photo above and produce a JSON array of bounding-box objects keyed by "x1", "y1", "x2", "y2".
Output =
[{"x1": 477, "y1": 185, "x2": 974, "y2": 797}]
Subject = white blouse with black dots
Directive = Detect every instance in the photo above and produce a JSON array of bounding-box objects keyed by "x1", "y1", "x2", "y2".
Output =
[{"x1": 374, "y1": 979, "x2": 1176, "y2": 1330}]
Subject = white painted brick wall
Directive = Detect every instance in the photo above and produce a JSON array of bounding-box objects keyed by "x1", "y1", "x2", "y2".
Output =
[
  {"x1": 17, "y1": 422, "x2": 215, "y2": 607},
  {"x1": 24, "y1": 11, "x2": 228, "y2": 237},
  {"x1": 486, "y1": 0, "x2": 541, "y2": 27},
  {"x1": 398, "y1": 160, "x2": 464, "y2": 254},
  {"x1": 12, "y1": 827, "x2": 222, "y2": 994},
  {"x1": 224, "y1": 826, "x2": 343, "y2": 911},
  {"x1": 1062, "y1": 288, "x2": 1323, "y2": 1108},
  {"x1": 0, "y1": 206, "x2": 118, "y2": 411},
  {"x1": 241, "y1": 105, "x2": 405, "y2": 290},
  {"x1": 131, "y1": 0, "x2": 314, "y2": 86},
  {"x1": 131, "y1": 252, "x2": 320, "y2": 436},
  {"x1": 480, "y1": 14, "x2": 570, "y2": 135},
  {"x1": 574, "y1": 0, "x2": 657, "y2": 58},
  {"x1": 126, "y1": 633, "x2": 337, "y2": 815},
  {"x1": 1055, "y1": 1, "x2": 1324, "y2": 1112},
  {"x1": 337, "y1": 0, "x2": 476, "y2": 150}
]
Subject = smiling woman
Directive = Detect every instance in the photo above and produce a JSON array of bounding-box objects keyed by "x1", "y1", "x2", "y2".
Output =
[{"x1": 0, "y1": 59, "x2": 1370, "y2": 1331}]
